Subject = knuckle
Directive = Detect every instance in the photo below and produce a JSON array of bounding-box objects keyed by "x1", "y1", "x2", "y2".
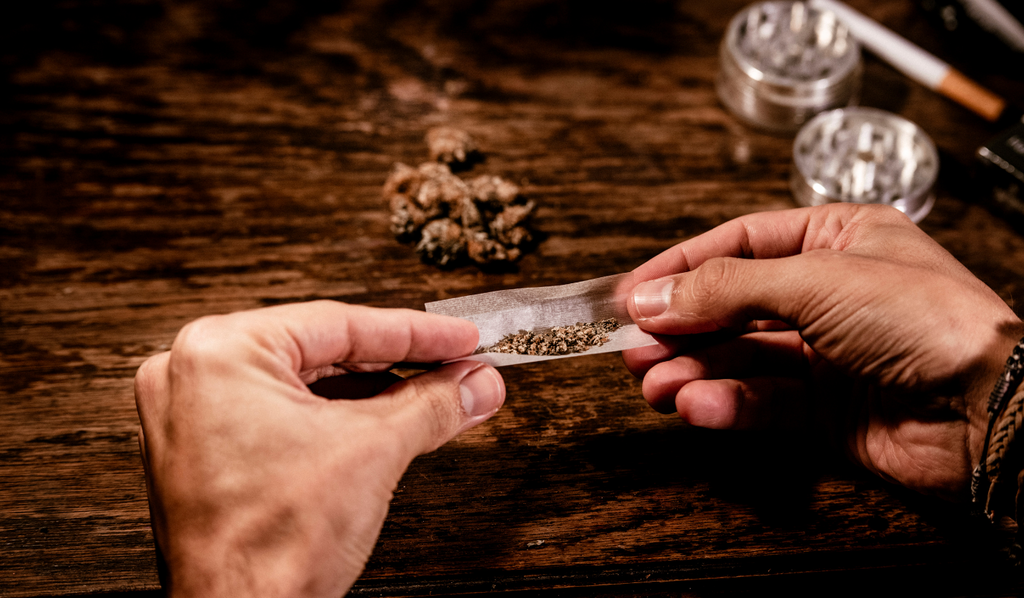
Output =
[
  {"x1": 133, "y1": 354, "x2": 164, "y2": 406},
  {"x1": 400, "y1": 377, "x2": 462, "y2": 454},
  {"x1": 862, "y1": 202, "x2": 909, "y2": 222},
  {"x1": 169, "y1": 314, "x2": 238, "y2": 370},
  {"x1": 422, "y1": 387, "x2": 460, "y2": 449},
  {"x1": 688, "y1": 257, "x2": 735, "y2": 306}
]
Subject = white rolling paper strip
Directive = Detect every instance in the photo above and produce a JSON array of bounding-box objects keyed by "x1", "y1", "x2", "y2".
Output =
[{"x1": 425, "y1": 272, "x2": 658, "y2": 367}]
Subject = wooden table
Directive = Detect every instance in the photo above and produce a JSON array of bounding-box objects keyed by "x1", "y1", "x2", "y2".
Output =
[{"x1": 3, "y1": 0, "x2": 1024, "y2": 596}]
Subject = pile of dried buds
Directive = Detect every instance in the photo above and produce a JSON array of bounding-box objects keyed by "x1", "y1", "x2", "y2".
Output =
[{"x1": 382, "y1": 127, "x2": 537, "y2": 268}]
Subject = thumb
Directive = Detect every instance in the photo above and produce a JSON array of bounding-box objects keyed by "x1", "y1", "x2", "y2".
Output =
[
  {"x1": 628, "y1": 252, "x2": 849, "y2": 335},
  {"x1": 386, "y1": 360, "x2": 506, "y2": 457}
]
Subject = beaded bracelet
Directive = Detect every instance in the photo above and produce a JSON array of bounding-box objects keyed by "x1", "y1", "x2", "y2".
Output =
[{"x1": 971, "y1": 336, "x2": 1024, "y2": 563}]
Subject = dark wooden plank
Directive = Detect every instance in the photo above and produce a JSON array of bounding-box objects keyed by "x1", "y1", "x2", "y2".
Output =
[{"x1": 2, "y1": 0, "x2": 1024, "y2": 596}]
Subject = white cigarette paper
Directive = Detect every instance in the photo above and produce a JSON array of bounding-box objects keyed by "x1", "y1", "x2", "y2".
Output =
[{"x1": 425, "y1": 272, "x2": 658, "y2": 367}]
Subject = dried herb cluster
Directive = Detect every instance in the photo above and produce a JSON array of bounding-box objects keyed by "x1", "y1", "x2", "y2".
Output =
[
  {"x1": 487, "y1": 318, "x2": 620, "y2": 356},
  {"x1": 383, "y1": 127, "x2": 537, "y2": 268},
  {"x1": 426, "y1": 126, "x2": 478, "y2": 165}
]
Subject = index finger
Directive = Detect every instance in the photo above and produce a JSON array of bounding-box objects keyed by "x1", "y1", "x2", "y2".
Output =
[
  {"x1": 633, "y1": 204, "x2": 869, "y2": 283},
  {"x1": 183, "y1": 300, "x2": 479, "y2": 374}
]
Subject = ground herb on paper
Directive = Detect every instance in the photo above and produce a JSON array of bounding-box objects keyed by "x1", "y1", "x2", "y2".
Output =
[{"x1": 486, "y1": 318, "x2": 620, "y2": 356}]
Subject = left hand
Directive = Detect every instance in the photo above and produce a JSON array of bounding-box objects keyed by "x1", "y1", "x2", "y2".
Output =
[{"x1": 134, "y1": 301, "x2": 505, "y2": 597}]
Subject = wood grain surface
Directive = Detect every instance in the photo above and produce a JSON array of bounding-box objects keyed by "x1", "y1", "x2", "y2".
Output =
[{"x1": 3, "y1": 0, "x2": 1024, "y2": 596}]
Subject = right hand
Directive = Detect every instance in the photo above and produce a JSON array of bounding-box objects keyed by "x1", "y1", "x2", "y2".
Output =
[{"x1": 622, "y1": 204, "x2": 1023, "y2": 499}]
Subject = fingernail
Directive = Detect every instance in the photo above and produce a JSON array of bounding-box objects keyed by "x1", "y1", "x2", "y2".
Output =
[
  {"x1": 460, "y1": 365, "x2": 505, "y2": 417},
  {"x1": 633, "y1": 279, "x2": 674, "y2": 318}
]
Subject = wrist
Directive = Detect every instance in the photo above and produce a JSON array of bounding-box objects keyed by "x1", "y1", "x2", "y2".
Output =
[
  {"x1": 162, "y1": 544, "x2": 233, "y2": 598},
  {"x1": 965, "y1": 330, "x2": 1023, "y2": 490},
  {"x1": 161, "y1": 531, "x2": 311, "y2": 598},
  {"x1": 970, "y1": 324, "x2": 1024, "y2": 513}
]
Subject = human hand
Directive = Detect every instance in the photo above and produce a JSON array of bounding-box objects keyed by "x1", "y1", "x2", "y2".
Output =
[
  {"x1": 622, "y1": 204, "x2": 1023, "y2": 499},
  {"x1": 133, "y1": 301, "x2": 505, "y2": 597}
]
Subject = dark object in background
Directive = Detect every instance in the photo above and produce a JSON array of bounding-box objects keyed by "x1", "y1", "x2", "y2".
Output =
[
  {"x1": 919, "y1": 0, "x2": 1024, "y2": 78},
  {"x1": 977, "y1": 117, "x2": 1024, "y2": 228},
  {"x1": 918, "y1": 1, "x2": 1024, "y2": 227}
]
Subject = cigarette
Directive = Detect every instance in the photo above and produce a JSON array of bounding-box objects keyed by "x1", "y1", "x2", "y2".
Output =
[{"x1": 810, "y1": 0, "x2": 1007, "y2": 122}]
